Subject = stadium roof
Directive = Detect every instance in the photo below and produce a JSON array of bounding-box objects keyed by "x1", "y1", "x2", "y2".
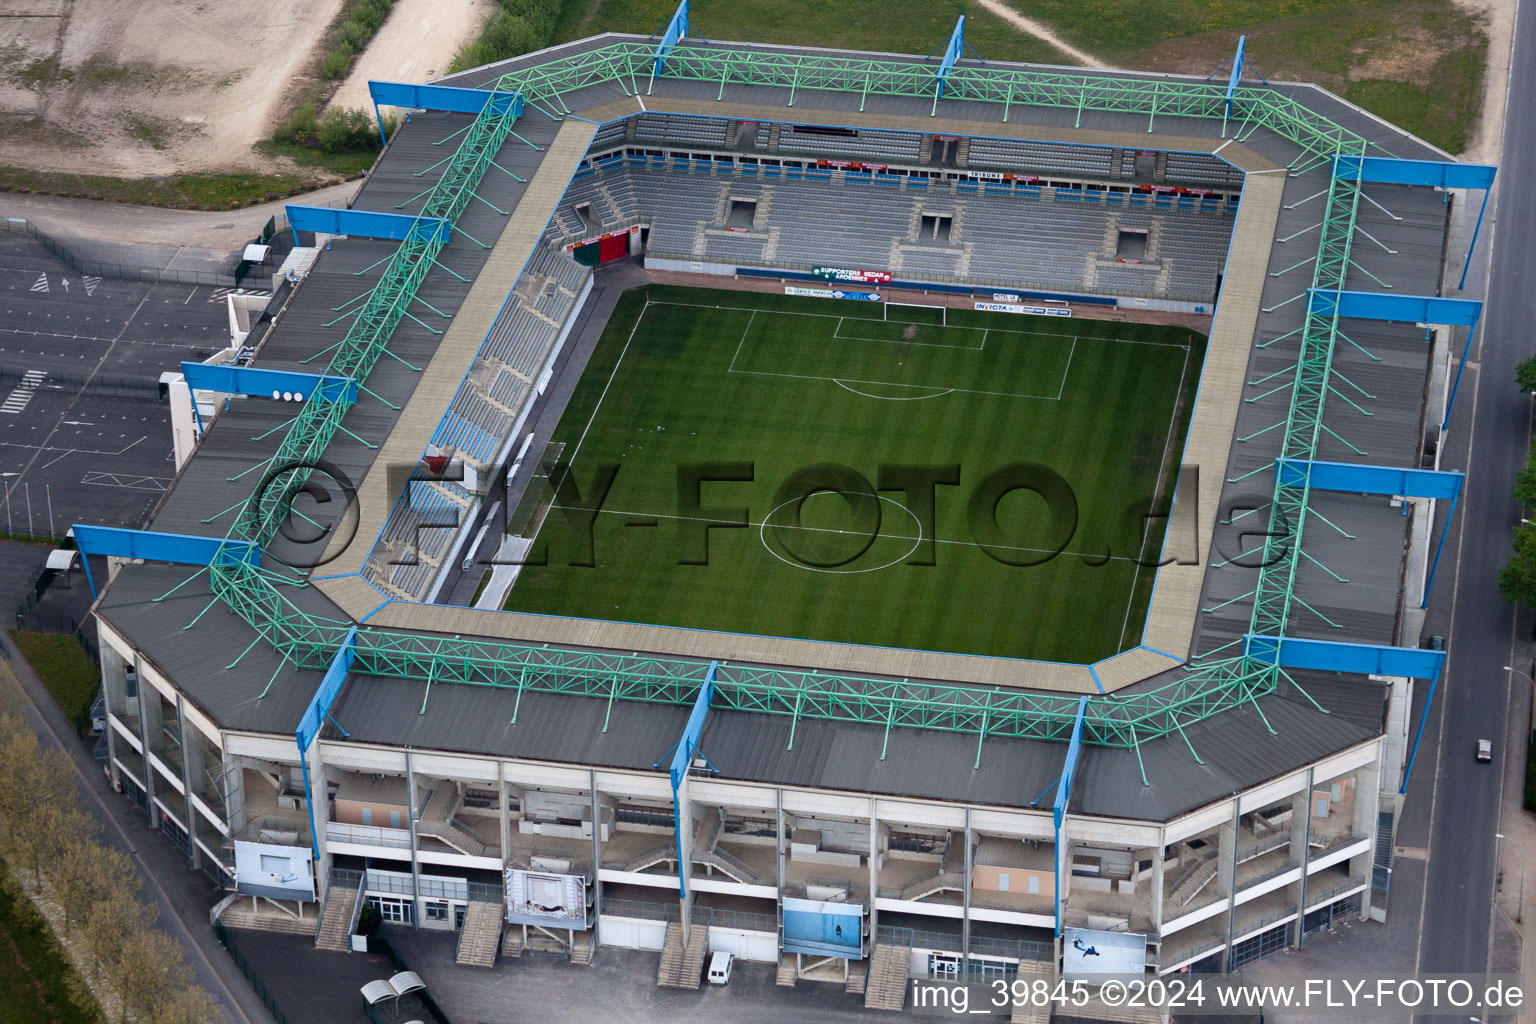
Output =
[{"x1": 95, "y1": 29, "x2": 1451, "y2": 819}]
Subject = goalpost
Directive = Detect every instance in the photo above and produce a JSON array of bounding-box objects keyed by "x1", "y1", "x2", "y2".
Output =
[{"x1": 883, "y1": 300, "x2": 947, "y2": 325}]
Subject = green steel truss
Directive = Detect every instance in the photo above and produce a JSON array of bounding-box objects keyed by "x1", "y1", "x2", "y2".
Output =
[
  {"x1": 486, "y1": 42, "x2": 1375, "y2": 162},
  {"x1": 1247, "y1": 169, "x2": 1363, "y2": 639},
  {"x1": 184, "y1": 38, "x2": 1382, "y2": 756}
]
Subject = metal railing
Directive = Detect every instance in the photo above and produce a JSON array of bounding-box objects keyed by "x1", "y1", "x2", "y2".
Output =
[
  {"x1": 327, "y1": 821, "x2": 412, "y2": 849},
  {"x1": 214, "y1": 921, "x2": 293, "y2": 1024},
  {"x1": 1306, "y1": 878, "x2": 1366, "y2": 911}
]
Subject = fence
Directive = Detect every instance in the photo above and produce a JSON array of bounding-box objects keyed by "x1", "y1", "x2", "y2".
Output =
[
  {"x1": 1, "y1": 216, "x2": 273, "y2": 289},
  {"x1": 213, "y1": 921, "x2": 293, "y2": 1024},
  {"x1": 369, "y1": 934, "x2": 453, "y2": 1024},
  {"x1": 0, "y1": 365, "x2": 164, "y2": 400}
]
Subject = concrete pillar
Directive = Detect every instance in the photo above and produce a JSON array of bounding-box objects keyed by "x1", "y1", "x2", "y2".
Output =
[
  {"x1": 1219, "y1": 796, "x2": 1240, "y2": 971},
  {"x1": 1295, "y1": 768, "x2": 1315, "y2": 949},
  {"x1": 174, "y1": 696, "x2": 199, "y2": 870},
  {"x1": 310, "y1": 753, "x2": 333, "y2": 903},
  {"x1": 589, "y1": 769, "x2": 601, "y2": 950},
  {"x1": 867, "y1": 798, "x2": 879, "y2": 956},
  {"x1": 497, "y1": 762, "x2": 511, "y2": 869},
  {"x1": 1289, "y1": 777, "x2": 1311, "y2": 863},
  {"x1": 133, "y1": 654, "x2": 158, "y2": 828},
  {"x1": 405, "y1": 752, "x2": 422, "y2": 929},
  {"x1": 1149, "y1": 837, "x2": 1166, "y2": 933},
  {"x1": 961, "y1": 807, "x2": 972, "y2": 965},
  {"x1": 1352, "y1": 754, "x2": 1382, "y2": 920},
  {"x1": 776, "y1": 789, "x2": 785, "y2": 954},
  {"x1": 676, "y1": 773, "x2": 694, "y2": 945}
]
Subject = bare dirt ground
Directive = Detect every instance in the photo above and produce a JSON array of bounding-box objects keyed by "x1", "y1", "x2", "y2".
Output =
[
  {"x1": 971, "y1": 0, "x2": 1106, "y2": 68},
  {"x1": 329, "y1": 0, "x2": 494, "y2": 112},
  {"x1": 0, "y1": 0, "x2": 343, "y2": 177}
]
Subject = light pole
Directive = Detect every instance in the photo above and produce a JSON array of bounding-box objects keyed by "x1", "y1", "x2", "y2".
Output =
[{"x1": 1495, "y1": 833, "x2": 1523, "y2": 924}]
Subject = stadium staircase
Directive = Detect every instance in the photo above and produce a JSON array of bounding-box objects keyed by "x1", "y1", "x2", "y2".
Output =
[
  {"x1": 419, "y1": 817, "x2": 489, "y2": 857},
  {"x1": 314, "y1": 887, "x2": 358, "y2": 951},
  {"x1": 217, "y1": 900, "x2": 315, "y2": 936},
  {"x1": 455, "y1": 901, "x2": 504, "y2": 967},
  {"x1": 693, "y1": 808, "x2": 770, "y2": 886},
  {"x1": 1010, "y1": 958, "x2": 1053, "y2": 1024},
  {"x1": 417, "y1": 786, "x2": 492, "y2": 857},
  {"x1": 621, "y1": 842, "x2": 674, "y2": 873},
  {"x1": 863, "y1": 943, "x2": 909, "y2": 1011},
  {"x1": 845, "y1": 959, "x2": 868, "y2": 996},
  {"x1": 571, "y1": 929, "x2": 595, "y2": 965},
  {"x1": 899, "y1": 835, "x2": 966, "y2": 902},
  {"x1": 503, "y1": 928, "x2": 524, "y2": 958},
  {"x1": 1168, "y1": 850, "x2": 1218, "y2": 907},
  {"x1": 776, "y1": 953, "x2": 797, "y2": 987},
  {"x1": 656, "y1": 922, "x2": 708, "y2": 988}
]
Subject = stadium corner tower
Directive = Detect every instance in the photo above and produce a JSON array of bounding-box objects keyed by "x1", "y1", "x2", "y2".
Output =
[{"x1": 85, "y1": 7, "x2": 1485, "y2": 985}]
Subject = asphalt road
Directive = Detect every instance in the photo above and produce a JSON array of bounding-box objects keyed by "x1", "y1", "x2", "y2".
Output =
[
  {"x1": 0, "y1": 234, "x2": 236, "y2": 535},
  {"x1": 1412, "y1": 0, "x2": 1535, "y2": 976}
]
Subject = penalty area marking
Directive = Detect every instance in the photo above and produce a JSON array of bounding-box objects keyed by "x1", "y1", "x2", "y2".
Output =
[{"x1": 833, "y1": 380, "x2": 954, "y2": 400}]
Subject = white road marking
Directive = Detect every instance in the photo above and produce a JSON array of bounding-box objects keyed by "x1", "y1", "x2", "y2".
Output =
[{"x1": 0, "y1": 370, "x2": 44, "y2": 414}]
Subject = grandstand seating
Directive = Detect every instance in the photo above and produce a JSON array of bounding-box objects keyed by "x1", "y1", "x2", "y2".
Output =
[
  {"x1": 362, "y1": 242, "x2": 593, "y2": 602},
  {"x1": 557, "y1": 162, "x2": 1232, "y2": 301}
]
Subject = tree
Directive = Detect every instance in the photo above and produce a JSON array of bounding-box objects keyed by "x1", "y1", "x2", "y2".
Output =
[
  {"x1": 52, "y1": 836, "x2": 134, "y2": 932},
  {"x1": 1500, "y1": 522, "x2": 1536, "y2": 605},
  {"x1": 1518, "y1": 354, "x2": 1536, "y2": 394}
]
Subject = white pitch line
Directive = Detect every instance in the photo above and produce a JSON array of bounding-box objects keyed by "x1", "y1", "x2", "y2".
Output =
[{"x1": 551, "y1": 504, "x2": 1145, "y2": 564}]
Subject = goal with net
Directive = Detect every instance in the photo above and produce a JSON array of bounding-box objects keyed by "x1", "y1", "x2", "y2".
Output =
[{"x1": 883, "y1": 301, "x2": 947, "y2": 325}]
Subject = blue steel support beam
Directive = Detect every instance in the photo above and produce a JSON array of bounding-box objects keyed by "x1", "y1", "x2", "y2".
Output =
[
  {"x1": 72, "y1": 524, "x2": 258, "y2": 597},
  {"x1": 1243, "y1": 634, "x2": 1446, "y2": 681},
  {"x1": 180, "y1": 362, "x2": 357, "y2": 404},
  {"x1": 284, "y1": 206, "x2": 450, "y2": 245},
  {"x1": 1307, "y1": 289, "x2": 1483, "y2": 327},
  {"x1": 1273, "y1": 458, "x2": 1464, "y2": 500},
  {"x1": 1052, "y1": 697, "x2": 1087, "y2": 938},
  {"x1": 297, "y1": 626, "x2": 357, "y2": 860},
  {"x1": 1331, "y1": 155, "x2": 1496, "y2": 190},
  {"x1": 1330, "y1": 156, "x2": 1498, "y2": 292},
  {"x1": 1225, "y1": 35, "x2": 1247, "y2": 103},
  {"x1": 652, "y1": 0, "x2": 704, "y2": 76},
  {"x1": 1273, "y1": 459, "x2": 1466, "y2": 607},
  {"x1": 665, "y1": 660, "x2": 717, "y2": 899},
  {"x1": 367, "y1": 80, "x2": 520, "y2": 117}
]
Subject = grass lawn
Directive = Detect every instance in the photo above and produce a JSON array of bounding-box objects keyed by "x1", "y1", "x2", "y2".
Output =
[
  {"x1": 0, "y1": 863, "x2": 102, "y2": 1024},
  {"x1": 7, "y1": 632, "x2": 99, "y2": 736},
  {"x1": 504, "y1": 286, "x2": 1204, "y2": 663},
  {"x1": 553, "y1": 0, "x2": 1073, "y2": 66},
  {"x1": 0, "y1": 164, "x2": 311, "y2": 211},
  {"x1": 1003, "y1": 0, "x2": 1486, "y2": 154}
]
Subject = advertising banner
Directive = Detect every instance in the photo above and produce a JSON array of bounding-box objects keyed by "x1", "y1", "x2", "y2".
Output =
[
  {"x1": 786, "y1": 286, "x2": 882, "y2": 301},
  {"x1": 813, "y1": 267, "x2": 892, "y2": 284},
  {"x1": 974, "y1": 301, "x2": 1072, "y2": 317}
]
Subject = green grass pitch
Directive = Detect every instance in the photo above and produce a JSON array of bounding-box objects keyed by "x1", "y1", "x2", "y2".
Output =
[{"x1": 503, "y1": 285, "x2": 1205, "y2": 664}]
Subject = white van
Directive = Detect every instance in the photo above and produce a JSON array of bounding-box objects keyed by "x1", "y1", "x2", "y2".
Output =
[{"x1": 707, "y1": 951, "x2": 734, "y2": 985}]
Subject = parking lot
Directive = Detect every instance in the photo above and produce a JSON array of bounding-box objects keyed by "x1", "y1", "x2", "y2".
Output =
[{"x1": 0, "y1": 234, "x2": 244, "y2": 534}]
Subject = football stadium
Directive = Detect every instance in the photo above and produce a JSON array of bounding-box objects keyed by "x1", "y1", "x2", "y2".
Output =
[{"x1": 79, "y1": 2, "x2": 1492, "y2": 1001}]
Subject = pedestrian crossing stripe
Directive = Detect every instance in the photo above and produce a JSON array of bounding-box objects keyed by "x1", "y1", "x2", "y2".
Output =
[
  {"x1": 0, "y1": 370, "x2": 44, "y2": 415},
  {"x1": 208, "y1": 287, "x2": 273, "y2": 303}
]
